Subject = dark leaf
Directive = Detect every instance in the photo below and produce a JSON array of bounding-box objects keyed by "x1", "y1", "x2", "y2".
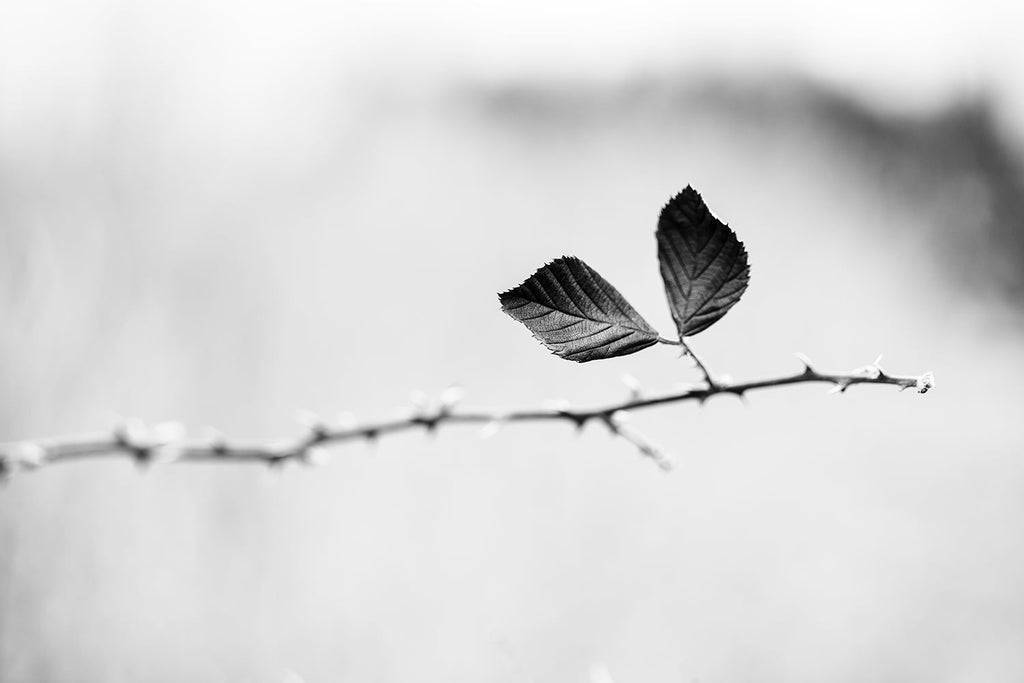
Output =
[
  {"x1": 656, "y1": 186, "x2": 750, "y2": 338},
  {"x1": 499, "y1": 257, "x2": 661, "y2": 362}
]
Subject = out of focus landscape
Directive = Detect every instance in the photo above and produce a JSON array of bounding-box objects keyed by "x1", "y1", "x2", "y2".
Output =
[{"x1": 2, "y1": 1, "x2": 1023, "y2": 681}]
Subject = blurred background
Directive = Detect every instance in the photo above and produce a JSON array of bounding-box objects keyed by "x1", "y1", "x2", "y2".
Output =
[{"x1": 2, "y1": 1, "x2": 1023, "y2": 681}]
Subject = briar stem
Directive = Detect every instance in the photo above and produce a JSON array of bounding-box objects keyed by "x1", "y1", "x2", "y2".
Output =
[{"x1": 0, "y1": 357, "x2": 934, "y2": 476}]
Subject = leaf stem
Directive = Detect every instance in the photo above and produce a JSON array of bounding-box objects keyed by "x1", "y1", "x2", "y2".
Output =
[{"x1": 679, "y1": 338, "x2": 716, "y2": 389}]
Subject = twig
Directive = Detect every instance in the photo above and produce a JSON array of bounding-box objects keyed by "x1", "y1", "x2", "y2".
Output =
[
  {"x1": 678, "y1": 338, "x2": 717, "y2": 388},
  {"x1": 657, "y1": 337, "x2": 716, "y2": 388},
  {"x1": 0, "y1": 355, "x2": 933, "y2": 478}
]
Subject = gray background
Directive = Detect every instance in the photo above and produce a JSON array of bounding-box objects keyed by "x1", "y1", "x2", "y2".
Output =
[{"x1": 2, "y1": 1, "x2": 1023, "y2": 681}]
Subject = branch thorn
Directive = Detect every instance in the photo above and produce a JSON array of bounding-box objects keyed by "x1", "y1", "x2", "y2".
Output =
[
  {"x1": 794, "y1": 352, "x2": 815, "y2": 374},
  {"x1": 335, "y1": 411, "x2": 358, "y2": 430},
  {"x1": 871, "y1": 354, "x2": 890, "y2": 379},
  {"x1": 439, "y1": 385, "x2": 465, "y2": 412},
  {"x1": 12, "y1": 441, "x2": 46, "y2": 469},
  {"x1": 409, "y1": 390, "x2": 430, "y2": 410},
  {"x1": 620, "y1": 374, "x2": 642, "y2": 400},
  {"x1": 544, "y1": 398, "x2": 572, "y2": 412},
  {"x1": 301, "y1": 446, "x2": 332, "y2": 467},
  {"x1": 200, "y1": 426, "x2": 229, "y2": 455},
  {"x1": 478, "y1": 420, "x2": 504, "y2": 440},
  {"x1": 296, "y1": 410, "x2": 328, "y2": 438}
]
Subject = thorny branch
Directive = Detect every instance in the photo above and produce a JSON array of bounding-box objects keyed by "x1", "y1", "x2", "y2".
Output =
[{"x1": 0, "y1": 354, "x2": 933, "y2": 478}]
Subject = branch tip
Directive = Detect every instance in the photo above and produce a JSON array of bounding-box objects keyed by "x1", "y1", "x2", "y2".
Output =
[{"x1": 916, "y1": 371, "x2": 935, "y2": 394}]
